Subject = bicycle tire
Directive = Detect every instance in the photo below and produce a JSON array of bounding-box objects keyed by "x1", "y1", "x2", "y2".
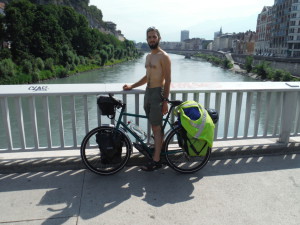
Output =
[
  {"x1": 80, "y1": 126, "x2": 131, "y2": 175},
  {"x1": 164, "y1": 126, "x2": 211, "y2": 173}
]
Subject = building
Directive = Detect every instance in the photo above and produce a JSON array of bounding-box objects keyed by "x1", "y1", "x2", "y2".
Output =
[
  {"x1": 255, "y1": 6, "x2": 273, "y2": 56},
  {"x1": 287, "y1": 0, "x2": 300, "y2": 57},
  {"x1": 212, "y1": 27, "x2": 256, "y2": 54},
  {"x1": 181, "y1": 30, "x2": 189, "y2": 42},
  {"x1": 214, "y1": 27, "x2": 223, "y2": 38},
  {"x1": 256, "y1": 0, "x2": 300, "y2": 57},
  {"x1": 232, "y1": 31, "x2": 256, "y2": 55}
]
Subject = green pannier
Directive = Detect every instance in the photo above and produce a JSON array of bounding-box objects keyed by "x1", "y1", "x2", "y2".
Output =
[{"x1": 178, "y1": 128, "x2": 209, "y2": 157}]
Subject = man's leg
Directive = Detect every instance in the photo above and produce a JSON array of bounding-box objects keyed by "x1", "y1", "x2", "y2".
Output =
[
  {"x1": 140, "y1": 124, "x2": 163, "y2": 171},
  {"x1": 152, "y1": 124, "x2": 163, "y2": 162}
]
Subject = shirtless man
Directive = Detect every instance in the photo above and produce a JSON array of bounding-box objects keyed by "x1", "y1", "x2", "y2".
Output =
[{"x1": 123, "y1": 27, "x2": 171, "y2": 171}]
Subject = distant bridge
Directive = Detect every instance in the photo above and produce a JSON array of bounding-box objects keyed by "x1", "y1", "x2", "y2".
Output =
[{"x1": 138, "y1": 49, "x2": 201, "y2": 58}]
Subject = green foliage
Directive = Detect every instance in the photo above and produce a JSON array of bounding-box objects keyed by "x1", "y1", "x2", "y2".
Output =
[
  {"x1": 21, "y1": 59, "x2": 33, "y2": 74},
  {"x1": 282, "y1": 71, "x2": 292, "y2": 81},
  {"x1": 254, "y1": 61, "x2": 269, "y2": 79},
  {"x1": 223, "y1": 59, "x2": 233, "y2": 69},
  {"x1": 44, "y1": 58, "x2": 54, "y2": 71},
  {"x1": 99, "y1": 50, "x2": 108, "y2": 66},
  {"x1": 1, "y1": 0, "x2": 139, "y2": 84},
  {"x1": 272, "y1": 69, "x2": 283, "y2": 81},
  {"x1": 0, "y1": 58, "x2": 16, "y2": 78},
  {"x1": 245, "y1": 56, "x2": 253, "y2": 73},
  {"x1": 0, "y1": 14, "x2": 5, "y2": 43},
  {"x1": 35, "y1": 57, "x2": 44, "y2": 70},
  {"x1": 0, "y1": 48, "x2": 12, "y2": 60},
  {"x1": 55, "y1": 66, "x2": 68, "y2": 78},
  {"x1": 31, "y1": 70, "x2": 40, "y2": 83}
]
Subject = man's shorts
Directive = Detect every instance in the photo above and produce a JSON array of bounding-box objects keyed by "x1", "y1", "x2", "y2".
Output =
[{"x1": 144, "y1": 87, "x2": 163, "y2": 126}]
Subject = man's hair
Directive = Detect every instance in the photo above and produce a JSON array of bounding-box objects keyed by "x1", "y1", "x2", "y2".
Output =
[{"x1": 146, "y1": 26, "x2": 161, "y2": 39}]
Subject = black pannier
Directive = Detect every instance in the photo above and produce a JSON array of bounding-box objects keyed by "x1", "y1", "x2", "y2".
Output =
[
  {"x1": 97, "y1": 96, "x2": 116, "y2": 119},
  {"x1": 206, "y1": 108, "x2": 219, "y2": 124},
  {"x1": 96, "y1": 129, "x2": 123, "y2": 164}
]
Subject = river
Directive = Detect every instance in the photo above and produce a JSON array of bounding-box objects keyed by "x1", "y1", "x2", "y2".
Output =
[{"x1": 41, "y1": 53, "x2": 254, "y2": 85}]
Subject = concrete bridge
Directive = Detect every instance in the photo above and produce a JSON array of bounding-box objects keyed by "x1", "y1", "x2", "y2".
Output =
[{"x1": 1, "y1": 82, "x2": 300, "y2": 153}]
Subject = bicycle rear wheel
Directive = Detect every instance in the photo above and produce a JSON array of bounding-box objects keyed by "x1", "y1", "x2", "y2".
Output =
[
  {"x1": 164, "y1": 126, "x2": 211, "y2": 173},
  {"x1": 80, "y1": 126, "x2": 131, "y2": 175}
]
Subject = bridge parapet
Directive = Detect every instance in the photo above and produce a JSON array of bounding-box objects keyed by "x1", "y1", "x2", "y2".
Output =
[{"x1": 0, "y1": 82, "x2": 300, "y2": 152}]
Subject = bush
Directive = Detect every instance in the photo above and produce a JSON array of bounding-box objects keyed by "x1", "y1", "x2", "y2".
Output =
[
  {"x1": 21, "y1": 59, "x2": 33, "y2": 74},
  {"x1": 273, "y1": 69, "x2": 283, "y2": 81},
  {"x1": 35, "y1": 57, "x2": 44, "y2": 70},
  {"x1": 55, "y1": 66, "x2": 68, "y2": 78},
  {"x1": 31, "y1": 70, "x2": 40, "y2": 83},
  {"x1": 245, "y1": 56, "x2": 253, "y2": 73},
  {"x1": 74, "y1": 56, "x2": 80, "y2": 65},
  {"x1": 0, "y1": 58, "x2": 16, "y2": 78},
  {"x1": 39, "y1": 70, "x2": 53, "y2": 80},
  {"x1": 254, "y1": 61, "x2": 269, "y2": 79},
  {"x1": 44, "y1": 58, "x2": 54, "y2": 71},
  {"x1": 79, "y1": 56, "x2": 86, "y2": 65},
  {"x1": 282, "y1": 71, "x2": 292, "y2": 81},
  {"x1": 0, "y1": 48, "x2": 12, "y2": 60},
  {"x1": 223, "y1": 59, "x2": 233, "y2": 69},
  {"x1": 99, "y1": 50, "x2": 108, "y2": 66}
]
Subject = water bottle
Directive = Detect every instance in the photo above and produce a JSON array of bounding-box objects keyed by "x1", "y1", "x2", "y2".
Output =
[{"x1": 128, "y1": 120, "x2": 147, "y2": 141}]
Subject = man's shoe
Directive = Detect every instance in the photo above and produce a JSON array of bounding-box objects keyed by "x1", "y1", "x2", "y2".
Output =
[{"x1": 140, "y1": 160, "x2": 162, "y2": 172}]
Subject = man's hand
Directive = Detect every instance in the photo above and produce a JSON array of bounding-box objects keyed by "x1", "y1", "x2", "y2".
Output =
[
  {"x1": 123, "y1": 84, "x2": 132, "y2": 90},
  {"x1": 162, "y1": 101, "x2": 168, "y2": 115}
]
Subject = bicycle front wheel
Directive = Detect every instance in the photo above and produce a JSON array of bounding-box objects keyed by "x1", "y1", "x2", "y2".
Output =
[
  {"x1": 164, "y1": 126, "x2": 211, "y2": 173},
  {"x1": 80, "y1": 126, "x2": 131, "y2": 175}
]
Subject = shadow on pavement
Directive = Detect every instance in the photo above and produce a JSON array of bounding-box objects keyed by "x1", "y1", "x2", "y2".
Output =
[{"x1": 0, "y1": 153, "x2": 299, "y2": 224}]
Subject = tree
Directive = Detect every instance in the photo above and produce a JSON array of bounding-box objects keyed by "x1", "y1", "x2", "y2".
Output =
[{"x1": 245, "y1": 56, "x2": 253, "y2": 73}]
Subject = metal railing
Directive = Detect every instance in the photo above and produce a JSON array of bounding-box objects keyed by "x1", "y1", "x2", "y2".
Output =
[{"x1": 1, "y1": 82, "x2": 300, "y2": 152}]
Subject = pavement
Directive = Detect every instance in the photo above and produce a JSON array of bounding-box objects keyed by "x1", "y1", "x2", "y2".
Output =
[{"x1": 0, "y1": 138, "x2": 300, "y2": 225}]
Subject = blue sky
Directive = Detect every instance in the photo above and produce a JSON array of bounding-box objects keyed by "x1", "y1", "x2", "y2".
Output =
[{"x1": 89, "y1": 0, "x2": 275, "y2": 42}]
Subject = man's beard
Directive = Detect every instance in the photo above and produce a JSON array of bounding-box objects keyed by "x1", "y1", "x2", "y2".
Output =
[{"x1": 148, "y1": 42, "x2": 159, "y2": 50}]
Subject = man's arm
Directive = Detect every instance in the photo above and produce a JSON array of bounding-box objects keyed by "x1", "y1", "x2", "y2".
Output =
[
  {"x1": 162, "y1": 54, "x2": 171, "y2": 99},
  {"x1": 161, "y1": 54, "x2": 171, "y2": 114},
  {"x1": 123, "y1": 75, "x2": 147, "y2": 90}
]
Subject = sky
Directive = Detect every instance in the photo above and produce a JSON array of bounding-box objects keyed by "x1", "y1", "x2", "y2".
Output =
[{"x1": 89, "y1": 0, "x2": 275, "y2": 43}]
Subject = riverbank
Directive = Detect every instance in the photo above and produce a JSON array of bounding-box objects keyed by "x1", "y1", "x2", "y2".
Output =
[
  {"x1": 194, "y1": 53, "x2": 299, "y2": 82},
  {"x1": 0, "y1": 54, "x2": 143, "y2": 85}
]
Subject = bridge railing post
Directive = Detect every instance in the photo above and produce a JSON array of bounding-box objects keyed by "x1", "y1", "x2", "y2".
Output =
[{"x1": 278, "y1": 91, "x2": 298, "y2": 144}]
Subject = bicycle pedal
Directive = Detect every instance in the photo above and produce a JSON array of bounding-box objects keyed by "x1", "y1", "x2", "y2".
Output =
[{"x1": 133, "y1": 143, "x2": 152, "y2": 159}]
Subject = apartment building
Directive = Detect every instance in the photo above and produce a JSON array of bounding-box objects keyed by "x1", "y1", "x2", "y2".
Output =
[
  {"x1": 181, "y1": 30, "x2": 189, "y2": 42},
  {"x1": 255, "y1": 6, "x2": 273, "y2": 55},
  {"x1": 255, "y1": 0, "x2": 300, "y2": 57},
  {"x1": 288, "y1": 0, "x2": 300, "y2": 57}
]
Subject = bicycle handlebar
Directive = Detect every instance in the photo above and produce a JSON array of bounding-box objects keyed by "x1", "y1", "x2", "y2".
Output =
[{"x1": 108, "y1": 93, "x2": 124, "y2": 109}]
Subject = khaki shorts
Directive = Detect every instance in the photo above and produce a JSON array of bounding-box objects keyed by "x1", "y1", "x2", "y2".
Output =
[{"x1": 144, "y1": 87, "x2": 163, "y2": 126}]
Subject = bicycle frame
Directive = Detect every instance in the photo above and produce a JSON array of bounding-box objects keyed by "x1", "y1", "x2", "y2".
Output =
[{"x1": 113, "y1": 102, "x2": 177, "y2": 153}]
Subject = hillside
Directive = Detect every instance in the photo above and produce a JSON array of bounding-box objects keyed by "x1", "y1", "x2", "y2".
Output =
[{"x1": 1, "y1": 0, "x2": 118, "y2": 36}]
